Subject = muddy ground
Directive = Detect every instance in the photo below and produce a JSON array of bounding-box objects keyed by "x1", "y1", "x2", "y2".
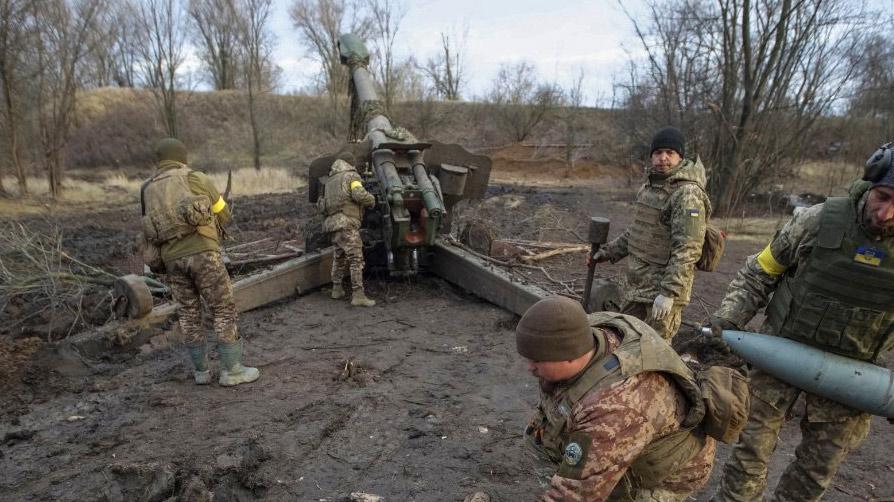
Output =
[{"x1": 2, "y1": 176, "x2": 894, "y2": 501}]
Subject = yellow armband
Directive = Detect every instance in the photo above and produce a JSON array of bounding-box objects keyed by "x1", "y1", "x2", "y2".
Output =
[
  {"x1": 756, "y1": 243, "x2": 786, "y2": 277},
  {"x1": 350, "y1": 180, "x2": 362, "y2": 191},
  {"x1": 212, "y1": 196, "x2": 227, "y2": 214}
]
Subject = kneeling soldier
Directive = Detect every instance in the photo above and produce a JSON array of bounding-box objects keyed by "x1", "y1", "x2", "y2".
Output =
[{"x1": 518, "y1": 296, "x2": 718, "y2": 501}]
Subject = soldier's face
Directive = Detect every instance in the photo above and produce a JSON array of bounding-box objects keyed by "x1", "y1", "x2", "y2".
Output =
[
  {"x1": 651, "y1": 148, "x2": 682, "y2": 173},
  {"x1": 524, "y1": 350, "x2": 594, "y2": 382},
  {"x1": 864, "y1": 186, "x2": 894, "y2": 233}
]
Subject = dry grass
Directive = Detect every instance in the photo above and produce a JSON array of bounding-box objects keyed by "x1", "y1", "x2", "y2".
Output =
[
  {"x1": 1, "y1": 167, "x2": 306, "y2": 217},
  {"x1": 207, "y1": 167, "x2": 306, "y2": 198},
  {"x1": 790, "y1": 160, "x2": 862, "y2": 196},
  {"x1": 714, "y1": 215, "x2": 788, "y2": 243}
]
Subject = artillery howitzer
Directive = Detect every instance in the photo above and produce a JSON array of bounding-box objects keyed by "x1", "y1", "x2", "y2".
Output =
[
  {"x1": 99, "y1": 33, "x2": 615, "y2": 351},
  {"x1": 306, "y1": 34, "x2": 492, "y2": 276}
]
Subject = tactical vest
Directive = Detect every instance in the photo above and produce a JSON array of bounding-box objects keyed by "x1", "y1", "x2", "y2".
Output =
[
  {"x1": 766, "y1": 197, "x2": 894, "y2": 361},
  {"x1": 627, "y1": 177, "x2": 706, "y2": 265},
  {"x1": 527, "y1": 312, "x2": 706, "y2": 489},
  {"x1": 322, "y1": 170, "x2": 362, "y2": 220},
  {"x1": 141, "y1": 166, "x2": 217, "y2": 245}
]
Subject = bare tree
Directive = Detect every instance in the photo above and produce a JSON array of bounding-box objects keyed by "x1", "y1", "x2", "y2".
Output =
[
  {"x1": 33, "y1": 0, "x2": 103, "y2": 198},
  {"x1": 487, "y1": 61, "x2": 561, "y2": 143},
  {"x1": 560, "y1": 68, "x2": 587, "y2": 169},
  {"x1": 420, "y1": 28, "x2": 466, "y2": 101},
  {"x1": 188, "y1": 0, "x2": 241, "y2": 90},
  {"x1": 134, "y1": 0, "x2": 187, "y2": 137},
  {"x1": 289, "y1": 0, "x2": 372, "y2": 137},
  {"x1": 622, "y1": 0, "x2": 871, "y2": 214},
  {"x1": 237, "y1": 0, "x2": 274, "y2": 170},
  {"x1": 0, "y1": 0, "x2": 30, "y2": 196},
  {"x1": 846, "y1": 34, "x2": 894, "y2": 156},
  {"x1": 366, "y1": 0, "x2": 405, "y2": 113}
]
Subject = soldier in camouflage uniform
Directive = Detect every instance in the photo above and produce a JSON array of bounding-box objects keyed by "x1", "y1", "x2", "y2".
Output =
[
  {"x1": 517, "y1": 296, "x2": 716, "y2": 501},
  {"x1": 141, "y1": 138, "x2": 260, "y2": 387},
  {"x1": 318, "y1": 152, "x2": 377, "y2": 307},
  {"x1": 592, "y1": 127, "x2": 710, "y2": 340},
  {"x1": 709, "y1": 143, "x2": 894, "y2": 501}
]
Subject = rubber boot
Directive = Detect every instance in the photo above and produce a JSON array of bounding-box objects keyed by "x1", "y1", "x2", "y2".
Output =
[
  {"x1": 351, "y1": 289, "x2": 376, "y2": 307},
  {"x1": 188, "y1": 344, "x2": 211, "y2": 385},
  {"x1": 331, "y1": 282, "x2": 345, "y2": 299},
  {"x1": 218, "y1": 339, "x2": 260, "y2": 387}
]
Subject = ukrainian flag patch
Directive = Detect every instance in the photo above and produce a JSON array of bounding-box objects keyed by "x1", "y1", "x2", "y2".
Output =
[
  {"x1": 854, "y1": 246, "x2": 886, "y2": 266},
  {"x1": 688, "y1": 208, "x2": 700, "y2": 217}
]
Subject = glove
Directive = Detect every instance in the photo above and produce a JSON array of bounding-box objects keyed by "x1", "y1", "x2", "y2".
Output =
[
  {"x1": 702, "y1": 317, "x2": 739, "y2": 355},
  {"x1": 651, "y1": 294, "x2": 674, "y2": 320},
  {"x1": 588, "y1": 248, "x2": 609, "y2": 267}
]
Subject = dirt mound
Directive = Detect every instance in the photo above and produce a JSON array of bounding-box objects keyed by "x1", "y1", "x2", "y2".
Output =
[{"x1": 486, "y1": 143, "x2": 636, "y2": 182}]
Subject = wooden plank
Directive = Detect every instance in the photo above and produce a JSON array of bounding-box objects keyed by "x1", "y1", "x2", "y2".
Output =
[
  {"x1": 429, "y1": 240, "x2": 549, "y2": 317},
  {"x1": 233, "y1": 248, "x2": 333, "y2": 312},
  {"x1": 64, "y1": 249, "x2": 335, "y2": 356}
]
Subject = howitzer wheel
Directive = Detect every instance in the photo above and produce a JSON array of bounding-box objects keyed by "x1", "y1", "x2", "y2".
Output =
[
  {"x1": 586, "y1": 279, "x2": 622, "y2": 314},
  {"x1": 112, "y1": 274, "x2": 153, "y2": 319}
]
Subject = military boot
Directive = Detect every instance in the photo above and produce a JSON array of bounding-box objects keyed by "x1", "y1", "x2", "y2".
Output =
[
  {"x1": 331, "y1": 282, "x2": 345, "y2": 299},
  {"x1": 351, "y1": 290, "x2": 376, "y2": 307},
  {"x1": 187, "y1": 343, "x2": 212, "y2": 385},
  {"x1": 217, "y1": 339, "x2": 260, "y2": 387}
]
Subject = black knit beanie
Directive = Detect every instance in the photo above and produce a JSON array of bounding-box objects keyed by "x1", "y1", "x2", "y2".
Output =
[
  {"x1": 650, "y1": 127, "x2": 686, "y2": 158},
  {"x1": 516, "y1": 296, "x2": 594, "y2": 361}
]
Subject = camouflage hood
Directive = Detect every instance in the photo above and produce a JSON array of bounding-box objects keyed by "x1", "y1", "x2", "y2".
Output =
[
  {"x1": 656, "y1": 156, "x2": 708, "y2": 190},
  {"x1": 329, "y1": 159, "x2": 356, "y2": 176}
]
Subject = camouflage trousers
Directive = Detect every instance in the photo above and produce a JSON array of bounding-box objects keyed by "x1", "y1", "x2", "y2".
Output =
[
  {"x1": 166, "y1": 251, "x2": 238, "y2": 346},
  {"x1": 714, "y1": 368, "x2": 871, "y2": 502},
  {"x1": 331, "y1": 228, "x2": 365, "y2": 292},
  {"x1": 620, "y1": 301, "x2": 684, "y2": 341}
]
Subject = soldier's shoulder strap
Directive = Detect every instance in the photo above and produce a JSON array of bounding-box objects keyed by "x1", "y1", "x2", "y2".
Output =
[{"x1": 817, "y1": 196, "x2": 851, "y2": 249}]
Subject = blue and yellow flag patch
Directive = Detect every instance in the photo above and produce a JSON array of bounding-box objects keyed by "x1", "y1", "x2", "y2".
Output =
[
  {"x1": 687, "y1": 208, "x2": 700, "y2": 217},
  {"x1": 854, "y1": 246, "x2": 886, "y2": 266}
]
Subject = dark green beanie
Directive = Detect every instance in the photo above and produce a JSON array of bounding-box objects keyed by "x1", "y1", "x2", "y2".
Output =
[
  {"x1": 516, "y1": 296, "x2": 594, "y2": 361},
  {"x1": 155, "y1": 138, "x2": 188, "y2": 164}
]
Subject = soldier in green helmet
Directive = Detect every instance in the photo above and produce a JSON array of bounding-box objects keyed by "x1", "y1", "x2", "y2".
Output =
[
  {"x1": 517, "y1": 296, "x2": 718, "y2": 501},
  {"x1": 140, "y1": 138, "x2": 260, "y2": 387},
  {"x1": 591, "y1": 127, "x2": 711, "y2": 340},
  {"x1": 709, "y1": 143, "x2": 894, "y2": 501}
]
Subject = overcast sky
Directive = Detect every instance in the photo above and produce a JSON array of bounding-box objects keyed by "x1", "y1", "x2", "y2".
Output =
[
  {"x1": 212, "y1": 0, "x2": 891, "y2": 105},
  {"x1": 261, "y1": 0, "x2": 648, "y2": 105}
]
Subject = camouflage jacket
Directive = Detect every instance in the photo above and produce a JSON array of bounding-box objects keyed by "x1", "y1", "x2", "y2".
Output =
[
  {"x1": 715, "y1": 181, "x2": 879, "y2": 328},
  {"x1": 603, "y1": 158, "x2": 710, "y2": 305},
  {"x1": 320, "y1": 159, "x2": 375, "y2": 233},
  {"x1": 539, "y1": 329, "x2": 716, "y2": 501}
]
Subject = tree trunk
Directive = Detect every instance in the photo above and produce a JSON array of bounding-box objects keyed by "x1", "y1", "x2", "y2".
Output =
[{"x1": 247, "y1": 79, "x2": 261, "y2": 171}]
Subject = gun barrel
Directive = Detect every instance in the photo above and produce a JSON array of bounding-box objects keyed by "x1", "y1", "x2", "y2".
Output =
[{"x1": 411, "y1": 152, "x2": 445, "y2": 217}]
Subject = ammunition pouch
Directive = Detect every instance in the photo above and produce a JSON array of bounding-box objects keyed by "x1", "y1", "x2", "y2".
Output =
[
  {"x1": 697, "y1": 224, "x2": 726, "y2": 272},
  {"x1": 696, "y1": 365, "x2": 750, "y2": 443},
  {"x1": 139, "y1": 234, "x2": 166, "y2": 274}
]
